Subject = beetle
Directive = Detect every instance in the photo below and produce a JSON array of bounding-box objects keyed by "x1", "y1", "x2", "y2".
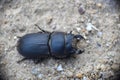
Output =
[{"x1": 17, "y1": 25, "x2": 84, "y2": 59}]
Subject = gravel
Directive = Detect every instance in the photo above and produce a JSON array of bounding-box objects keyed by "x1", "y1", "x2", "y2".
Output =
[{"x1": 57, "y1": 64, "x2": 63, "y2": 72}]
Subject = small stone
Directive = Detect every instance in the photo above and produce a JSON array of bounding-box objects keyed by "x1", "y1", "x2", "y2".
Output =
[
  {"x1": 111, "y1": 64, "x2": 119, "y2": 70},
  {"x1": 86, "y1": 23, "x2": 93, "y2": 31},
  {"x1": 97, "y1": 42, "x2": 101, "y2": 47},
  {"x1": 46, "y1": 16, "x2": 53, "y2": 24},
  {"x1": 4, "y1": 21, "x2": 8, "y2": 24},
  {"x1": 86, "y1": 40, "x2": 90, "y2": 43},
  {"x1": 76, "y1": 73, "x2": 83, "y2": 79},
  {"x1": 14, "y1": 36, "x2": 17, "y2": 40},
  {"x1": 78, "y1": 6, "x2": 85, "y2": 15},
  {"x1": 86, "y1": 23, "x2": 99, "y2": 31},
  {"x1": 31, "y1": 68, "x2": 40, "y2": 75},
  {"x1": 97, "y1": 31, "x2": 102, "y2": 37},
  {"x1": 80, "y1": 18, "x2": 85, "y2": 22},
  {"x1": 87, "y1": 9, "x2": 97, "y2": 14},
  {"x1": 98, "y1": 59, "x2": 108, "y2": 64},
  {"x1": 96, "y1": 64, "x2": 101, "y2": 70},
  {"x1": 100, "y1": 64, "x2": 106, "y2": 71},
  {"x1": 37, "y1": 74, "x2": 43, "y2": 79},
  {"x1": 19, "y1": 26, "x2": 26, "y2": 32},
  {"x1": 101, "y1": 72, "x2": 110, "y2": 79},
  {"x1": 57, "y1": 64, "x2": 63, "y2": 71},
  {"x1": 106, "y1": 42, "x2": 111, "y2": 47},
  {"x1": 23, "y1": 63, "x2": 27, "y2": 67},
  {"x1": 91, "y1": 25, "x2": 99, "y2": 31},
  {"x1": 96, "y1": 3, "x2": 102, "y2": 8},
  {"x1": 76, "y1": 27, "x2": 81, "y2": 32},
  {"x1": 82, "y1": 76, "x2": 89, "y2": 80},
  {"x1": 66, "y1": 71, "x2": 73, "y2": 78}
]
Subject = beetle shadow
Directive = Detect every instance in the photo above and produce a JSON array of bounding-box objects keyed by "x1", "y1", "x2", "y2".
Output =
[
  {"x1": 17, "y1": 55, "x2": 79, "y2": 65},
  {"x1": 52, "y1": 56, "x2": 79, "y2": 65}
]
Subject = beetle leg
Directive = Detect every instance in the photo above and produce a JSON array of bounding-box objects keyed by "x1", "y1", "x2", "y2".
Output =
[
  {"x1": 35, "y1": 24, "x2": 50, "y2": 33},
  {"x1": 33, "y1": 58, "x2": 45, "y2": 64},
  {"x1": 17, "y1": 36, "x2": 22, "y2": 39},
  {"x1": 17, "y1": 58, "x2": 28, "y2": 63},
  {"x1": 69, "y1": 31, "x2": 72, "y2": 34}
]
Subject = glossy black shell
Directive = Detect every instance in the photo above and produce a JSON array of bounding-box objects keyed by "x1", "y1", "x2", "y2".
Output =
[{"x1": 17, "y1": 32, "x2": 76, "y2": 58}]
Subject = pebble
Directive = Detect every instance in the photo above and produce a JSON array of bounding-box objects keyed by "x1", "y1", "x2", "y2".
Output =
[
  {"x1": 78, "y1": 6, "x2": 85, "y2": 15},
  {"x1": 76, "y1": 73, "x2": 83, "y2": 79},
  {"x1": 96, "y1": 42, "x2": 101, "y2": 47},
  {"x1": 111, "y1": 64, "x2": 119, "y2": 70},
  {"x1": 100, "y1": 72, "x2": 111, "y2": 79},
  {"x1": 66, "y1": 71, "x2": 73, "y2": 78},
  {"x1": 97, "y1": 31, "x2": 102, "y2": 37},
  {"x1": 14, "y1": 36, "x2": 17, "y2": 40},
  {"x1": 86, "y1": 23, "x2": 93, "y2": 31},
  {"x1": 98, "y1": 59, "x2": 108, "y2": 64},
  {"x1": 96, "y1": 64, "x2": 101, "y2": 70},
  {"x1": 31, "y1": 68, "x2": 40, "y2": 75},
  {"x1": 57, "y1": 64, "x2": 63, "y2": 71},
  {"x1": 106, "y1": 42, "x2": 111, "y2": 47},
  {"x1": 96, "y1": 3, "x2": 102, "y2": 8},
  {"x1": 100, "y1": 64, "x2": 106, "y2": 71},
  {"x1": 18, "y1": 26, "x2": 26, "y2": 32},
  {"x1": 76, "y1": 27, "x2": 81, "y2": 32},
  {"x1": 82, "y1": 76, "x2": 89, "y2": 80},
  {"x1": 23, "y1": 63, "x2": 27, "y2": 67},
  {"x1": 46, "y1": 16, "x2": 53, "y2": 24},
  {"x1": 37, "y1": 74, "x2": 43, "y2": 79},
  {"x1": 86, "y1": 23, "x2": 99, "y2": 31}
]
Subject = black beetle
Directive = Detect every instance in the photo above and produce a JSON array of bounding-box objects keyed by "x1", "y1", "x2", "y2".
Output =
[{"x1": 17, "y1": 25, "x2": 84, "y2": 59}]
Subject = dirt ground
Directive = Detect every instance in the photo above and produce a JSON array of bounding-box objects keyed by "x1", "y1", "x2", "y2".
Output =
[{"x1": 0, "y1": 0, "x2": 120, "y2": 80}]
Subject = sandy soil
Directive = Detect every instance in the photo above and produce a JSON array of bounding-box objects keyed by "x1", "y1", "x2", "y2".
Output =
[{"x1": 0, "y1": 0, "x2": 120, "y2": 80}]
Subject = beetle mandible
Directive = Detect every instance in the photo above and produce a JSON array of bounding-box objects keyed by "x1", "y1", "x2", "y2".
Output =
[{"x1": 17, "y1": 25, "x2": 84, "y2": 59}]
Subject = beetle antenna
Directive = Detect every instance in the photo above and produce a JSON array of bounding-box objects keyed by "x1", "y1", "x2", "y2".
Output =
[{"x1": 35, "y1": 24, "x2": 46, "y2": 32}]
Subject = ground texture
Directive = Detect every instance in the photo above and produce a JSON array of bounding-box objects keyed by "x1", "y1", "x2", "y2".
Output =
[{"x1": 0, "y1": 0, "x2": 120, "y2": 80}]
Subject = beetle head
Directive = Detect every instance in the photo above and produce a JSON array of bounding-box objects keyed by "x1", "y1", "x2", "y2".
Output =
[{"x1": 72, "y1": 34, "x2": 85, "y2": 54}]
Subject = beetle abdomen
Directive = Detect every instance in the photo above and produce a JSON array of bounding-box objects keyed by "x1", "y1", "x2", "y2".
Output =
[{"x1": 17, "y1": 33, "x2": 50, "y2": 58}]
